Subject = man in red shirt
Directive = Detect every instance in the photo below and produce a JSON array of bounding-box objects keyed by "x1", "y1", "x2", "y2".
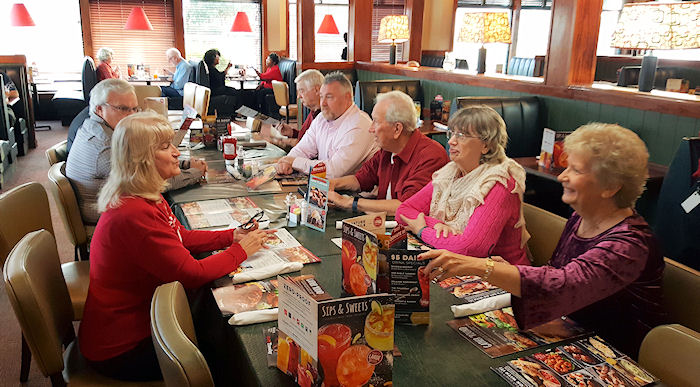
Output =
[
  {"x1": 271, "y1": 69, "x2": 323, "y2": 148},
  {"x1": 328, "y1": 90, "x2": 449, "y2": 215}
]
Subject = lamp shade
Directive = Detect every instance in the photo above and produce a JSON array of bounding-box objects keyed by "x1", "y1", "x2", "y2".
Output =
[
  {"x1": 231, "y1": 12, "x2": 253, "y2": 32},
  {"x1": 458, "y1": 12, "x2": 511, "y2": 44},
  {"x1": 611, "y1": 1, "x2": 700, "y2": 50},
  {"x1": 9, "y1": 3, "x2": 35, "y2": 26},
  {"x1": 317, "y1": 14, "x2": 339, "y2": 34},
  {"x1": 378, "y1": 15, "x2": 410, "y2": 43},
  {"x1": 124, "y1": 7, "x2": 153, "y2": 30}
]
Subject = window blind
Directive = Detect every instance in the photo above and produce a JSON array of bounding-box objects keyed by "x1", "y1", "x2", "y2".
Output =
[
  {"x1": 89, "y1": 0, "x2": 176, "y2": 75},
  {"x1": 371, "y1": 0, "x2": 405, "y2": 62}
]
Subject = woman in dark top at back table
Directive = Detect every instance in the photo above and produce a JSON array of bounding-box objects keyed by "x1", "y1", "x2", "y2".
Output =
[{"x1": 203, "y1": 49, "x2": 247, "y2": 102}]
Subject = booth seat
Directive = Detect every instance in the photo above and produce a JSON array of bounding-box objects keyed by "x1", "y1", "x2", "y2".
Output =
[
  {"x1": 51, "y1": 57, "x2": 97, "y2": 126},
  {"x1": 617, "y1": 66, "x2": 700, "y2": 90},
  {"x1": 420, "y1": 54, "x2": 445, "y2": 68},
  {"x1": 263, "y1": 57, "x2": 298, "y2": 118},
  {"x1": 194, "y1": 61, "x2": 237, "y2": 117},
  {"x1": 354, "y1": 79, "x2": 422, "y2": 115}
]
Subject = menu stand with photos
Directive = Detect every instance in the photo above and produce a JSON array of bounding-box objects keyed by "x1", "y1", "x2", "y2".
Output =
[
  {"x1": 302, "y1": 163, "x2": 329, "y2": 232},
  {"x1": 277, "y1": 276, "x2": 395, "y2": 387},
  {"x1": 538, "y1": 128, "x2": 571, "y2": 170}
]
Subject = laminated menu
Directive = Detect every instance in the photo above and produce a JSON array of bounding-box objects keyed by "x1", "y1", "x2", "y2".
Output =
[
  {"x1": 277, "y1": 276, "x2": 394, "y2": 387},
  {"x1": 438, "y1": 275, "x2": 507, "y2": 303},
  {"x1": 447, "y1": 307, "x2": 589, "y2": 358},
  {"x1": 342, "y1": 214, "x2": 430, "y2": 325},
  {"x1": 492, "y1": 335, "x2": 658, "y2": 387},
  {"x1": 302, "y1": 172, "x2": 329, "y2": 232},
  {"x1": 180, "y1": 197, "x2": 267, "y2": 230}
]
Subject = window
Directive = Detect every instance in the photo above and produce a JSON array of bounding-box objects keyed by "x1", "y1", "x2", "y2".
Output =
[
  {"x1": 315, "y1": 0, "x2": 349, "y2": 62},
  {"x1": 371, "y1": 0, "x2": 406, "y2": 62},
  {"x1": 452, "y1": 7, "x2": 511, "y2": 73},
  {"x1": 89, "y1": 0, "x2": 176, "y2": 76},
  {"x1": 0, "y1": 0, "x2": 84, "y2": 80},
  {"x1": 596, "y1": 0, "x2": 623, "y2": 56},
  {"x1": 183, "y1": 0, "x2": 262, "y2": 71},
  {"x1": 514, "y1": 9, "x2": 550, "y2": 58},
  {"x1": 289, "y1": 0, "x2": 297, "y2": 60}
]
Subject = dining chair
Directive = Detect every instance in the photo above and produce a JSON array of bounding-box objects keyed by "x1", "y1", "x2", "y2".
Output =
[
  {"x1": 193, "y1": 85, "x2": 211, "y2": 117},
  {"x1": 46, "y1": 140, "x2": 68, "y2": 166},
  {"x1": 272, "y1": 80, "x2": 297, "y2": 123},
  {"x1": 0, "y1": 182, "x2": 90, "y2": 381},
  {"x1": 662, "y1": 257, "x2": 700, "y2": 332},
  {"x1": 522, "y1": 203, "x2": 567, "y2": 266},
  {"x1": 183, "y1": 82, "x2": 197, "y2": 109},
  {"x1": 639, "y1": 324, "x2": 700, "y2": 387},
  {"x1": 133, "y1": 85, "x2": 163, "y2": 110},
  {"x1": 4, "y1": 230, "x2": 162, "y2": 387},
  {"x1": 151, "y1": 281, "x2": 214, "y2": 387},
  {"x1": 47, "y1": 162, "x2": 92, "y2": 262}
]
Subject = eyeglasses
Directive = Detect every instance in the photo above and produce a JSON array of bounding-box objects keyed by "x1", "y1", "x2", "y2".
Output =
[
  {"x1": 240, "y1": 211, "x2": 265, "y2": 230},
  {"x1": 104, "y1": 103, "x2": 141, "y2": 114},
  {"x1": 446, "y1": 129, "x2": 480, "y2": 143}
]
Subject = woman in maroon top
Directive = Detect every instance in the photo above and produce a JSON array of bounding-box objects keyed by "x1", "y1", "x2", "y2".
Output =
[
  {"x1": 79, "y1": 112, "x2": 274, "y2": 381},
  {"x1": 252, "y1": 52, "x2": 283, "y2": 113},
  {"x1": 419, "y1": 123, "x2": 665, "y2": 357},
  {"x1": 96, "y1": 47, "x2": 121, "y2": 81}
]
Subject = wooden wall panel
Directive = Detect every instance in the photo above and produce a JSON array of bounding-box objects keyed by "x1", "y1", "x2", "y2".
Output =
[
  {"x1": 405, "y1": 0, "x2": 424, "y2": 62},
  {"x1": 349, "y1": 0, "x2": 372, "y2": 61},
  {"x1": 298, "y1": 0, "x2": 315, "y2": 63},
  {"x1": 79, "y1": 0, "x2": 93, "y2": 57},
  {"x1": 173, "y1": 0, "x2": 186, "y2": 56}
]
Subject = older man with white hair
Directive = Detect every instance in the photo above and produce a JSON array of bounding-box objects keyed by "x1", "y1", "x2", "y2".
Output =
[
  {"x1": 328, "y1": 90, "x2": 449, "y2": 215},
  {"x1": 272, "y1": 69, "x2": 324, "y2": 148},
  {"x1": 66, "y1": 79, "x2": 207, "y2": 225},
  {"x1": 161, "y1": 47, "x2": 194, "y2": 98},
  {"x1": 275, "y1": 72, "x2": 377, "y2": 178}
]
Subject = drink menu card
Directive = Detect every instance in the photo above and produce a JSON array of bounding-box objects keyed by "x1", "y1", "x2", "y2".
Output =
[
  {"x1": 180, "y1": 197, "x2": 265, "y2": 230},
  {"x1": 438, "y1": 275, "x2": 507, "y2": 303},
  {"x1": 277, "y1": 276, "x2": 394, "y2": 387},
  {"x1": 381, "y1": 249, "x2": 430, "y2": 325},
  {"x1": 447, "y1": 307, "x2": 589, "y2": 358},
  {"x1": 492, "y1": 335, "x2": 658, "y2": 387},
  {"x1": 229, "y1": 229, "x2": 321, "y2": 278}
]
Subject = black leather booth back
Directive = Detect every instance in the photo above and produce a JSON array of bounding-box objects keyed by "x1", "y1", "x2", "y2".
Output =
[
  {"x1": 278, "y1": 58, "x2": 297, "y2": 102},
  {"x1": 354, "y1": 79, "x2": 422, "y2": 115},
  {"x1": 420, "y1": 54, "x2": 445, "y2": 68},
  {"x1": 195, "y1": 61, "x2": 211, "y2": 88},
  {"x1": 456, "y1": 59, "x2": 468, "y2": 70},
  {"x1": 617, "y1": 66, "x2": 697, "y2": 89},
  {"x1": 82, "y1": 57, "x2": 97, "y2": 102},
  {"x1": 450, "y1": 96, "x2": 544, "y2": 158},
  {"x1": 507, "y1": 57, "x2": 535, "y2": 77}
]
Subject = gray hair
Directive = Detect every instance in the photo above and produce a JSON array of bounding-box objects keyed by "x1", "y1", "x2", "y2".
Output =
[
  {"x1": 375, "y1": 90, "x2": 417, "y2": 133},
  {"x1": 89, "y1": 79, "x2": 135, "y2": 116},
  {"x1": 448, "y1": 105, "x2": 508, "y2": 164},
  {"x1": 295, "y1": 69, "x2": 324, "y2": 90},
  {"x1": 166, "y1": 47, "x2": 181, "y2": 59},
  {"x1": 323, "y1": 71, "x2": 353, "y2": 98},
  {"x1": 96, "y1": 47, "x2": 114, "y2": 62}
]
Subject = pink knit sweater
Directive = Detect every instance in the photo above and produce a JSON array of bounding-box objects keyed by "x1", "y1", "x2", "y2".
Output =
[{"x1": 396, "y1": 177, "x2": 530, "y2": 266}]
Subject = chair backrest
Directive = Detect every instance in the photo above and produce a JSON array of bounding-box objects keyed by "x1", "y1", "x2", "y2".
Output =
[
  {"x1": 183, "y1": 82, "x2": 197, "y2": 109},
  {"x1": 420, "y1": 54, "x2": 445, "y2": 68},
  {"x1": 278, "y1": 57, "x2": 298, "y2": 101},
  {"x1": 66, "y1": 106, "x2": 90, "y2": 154},
  {"x1": 507, "y1": 57, "x2": 536, "y2": 77},
  {"x1": 46, "y1": 140, "x2": 68, "y2": 167},
  {"x1": 4, "y1": 230, "x2": 74, "y2": 377},
  {"x1": 662, "y1": 257, "x2": 700, "y2": 332},
  {"x1": 193, "y1": 85, "x2": 210, "y2": 118},
  {"x1": 47, "y1": 162, "x2": 88, "y2": 250},
  {"x1": 133, "y1": 85, "x2": 163, "y2": 109},
  {"x1": 272, "y1": 80, "x2": 289, "y2": 106},
  {"x1": 0, "y1": 182, "x2": 54, "y2": 265},
  {"x1": 195, "y1": 61, "x2": 211, "y2": 88},
  {"x1": 151, "y1": 281, "x2": 214, "y2": 387},
  {"x1": 82, "y1": 57, "x2": 98, "y2": 102},
  {"x1": 639, "y1": 324, "x2": 700, "y2": 387},
  {"x1": 522, "y1": 203, "x2": 567, "y2": 266}
]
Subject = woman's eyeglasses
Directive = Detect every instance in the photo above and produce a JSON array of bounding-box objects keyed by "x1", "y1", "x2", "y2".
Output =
[
  {"x1": 240, "y1": 211, "x2": 264, "y2": 230},
  {"x1": 104, "y1": 103, "x2": 141, "y2": 113},
  {"x1": 446, "y1": 129, "x2": 480, "y2": 143}
]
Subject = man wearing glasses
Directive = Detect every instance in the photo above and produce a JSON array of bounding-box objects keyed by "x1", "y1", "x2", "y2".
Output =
[{"x1": 67, "y1": 79, "x2": 207, "y2": 225}]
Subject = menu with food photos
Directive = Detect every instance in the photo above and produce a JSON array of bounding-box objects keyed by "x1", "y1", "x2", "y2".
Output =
[
  {"x1": 180, "y1": 197, "x2": 265, "y2": 230},
  {"x1": 277, "y1": 276, "x2": 394, "y2": 387},
  {"x1": 492, "y1": 335, "x2": 658, "y2": 387},
  {"x1": 302, "y1": 173, "x2": 329, "y2": 232},
  {"x1": 447, "y1": 307, "x2": 589, "y2": 358},
  {"x1": 438, "y1": 275, "x2": 507, "y2": 303}
]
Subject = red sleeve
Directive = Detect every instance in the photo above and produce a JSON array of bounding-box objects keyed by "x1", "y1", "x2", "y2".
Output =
[
  {"x1": 260, "y1": 65, "x2": 282, "y2": 81},
  {"x1": 125, "y1": 205, "x2": 247, "y2": 289},
  {"x1": 354, "y1": 152, "x2": 381, "y2": 192},
  {"x1": 396, "y1": 148, "x2": 449, "y2": 201},
  {"x1": 180, "y1": 227, "x2": 234, "y2": 254},
  {"x1": 395, "y1": 182, "x2": 441, "y2": 228},
  {"x1": 96, "y1": 63, "x2": 114, "y2": 81},
  {"x1": 419, "y1": 179, "x2": 519, "y2": 256}
]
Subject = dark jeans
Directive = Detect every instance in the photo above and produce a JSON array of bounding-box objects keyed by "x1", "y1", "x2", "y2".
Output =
[
  {"x1": 161, "y1": 85, "x2": 182, "y2": 98},
  {"x1": 254, "y1": 87, "x2": 275, "y2": 115},
  {"x1": 86, "y1": 337, "x2": 163, "y2": 381}
]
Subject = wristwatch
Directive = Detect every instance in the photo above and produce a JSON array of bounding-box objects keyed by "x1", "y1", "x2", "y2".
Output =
[{"x1": 352, "y1": 197, "x2": 360, "y2": 213}]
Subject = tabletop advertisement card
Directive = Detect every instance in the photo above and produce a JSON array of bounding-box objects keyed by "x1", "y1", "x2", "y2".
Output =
[
  {"x1": 447, "y1": 307, "x2": 589, "y2": 358},
  {"x1": 302, "y1": 174, "x2": 329, "y2": 232},
  {"x1": 539, "y1": 129, "x2": 571, "y2": 169},
  {"x1": 492, "y1": 335, "x2": 658, "y2": 387},
  {"x1": 277, "y1": 276, "x2": 394, "y2": 387},
  {"x1": 180, "y1": 197, "x2": 264, "y2": 229},
  {"x1": 264, "y1": 326, "x2": 280, "y2": 367},
  {"x1": 438, "y1": 275, "x2": 507, "y2": 303},
  {"x1": 381, "y1": 249, "x2": 430, "y2": 325}
]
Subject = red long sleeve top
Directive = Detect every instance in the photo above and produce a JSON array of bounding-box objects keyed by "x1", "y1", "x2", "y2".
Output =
[
  {"x1": 79, "y1": 195, "x2": 246, "y2": 361},
  {"x1": 396, "y1": 177, "x2": 530, "y2": 266},
  {"x1": 96, "y1": 62, "x2": 118, "y2": 81},
  {"x1": 259, "y1": 64, "x2": 283, "y2": 89}
]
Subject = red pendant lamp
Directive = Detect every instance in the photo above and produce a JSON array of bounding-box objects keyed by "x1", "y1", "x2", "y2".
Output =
[
  {"x1": 124, "y1": 7, "x2": 153, "y2": 30},
  {"x1": 231, "y1": 12, "x2": 252, "y2": 33},
  {"x1": 9, "y1": 3, "x2": 35, "y2": 26},
  {"x1": 317, "y1": 14, "x2": 339, "y2": 34}
]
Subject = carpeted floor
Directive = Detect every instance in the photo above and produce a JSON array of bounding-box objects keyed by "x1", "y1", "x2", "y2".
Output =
[{"x1": 1, "y1": 121, "x2": 74, "y2": 386}]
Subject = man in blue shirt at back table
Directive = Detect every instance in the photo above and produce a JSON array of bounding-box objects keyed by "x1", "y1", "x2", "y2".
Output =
[{"x1": 161, "y1": 48, "x2": 193, "y2": 98}]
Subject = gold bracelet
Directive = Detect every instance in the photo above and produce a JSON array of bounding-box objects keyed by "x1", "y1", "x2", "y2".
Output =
[{"x1": 483, "y1": 257, "x2": 495, "y2": 281}]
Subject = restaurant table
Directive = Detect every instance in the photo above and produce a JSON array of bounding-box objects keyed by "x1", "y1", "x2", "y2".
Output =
[
  {"x1": 127, "y1": 76, "x2": 172, "y2": 86},
  {"x1": 226, "y1": 74, "x2": 260, "y2": 90}
]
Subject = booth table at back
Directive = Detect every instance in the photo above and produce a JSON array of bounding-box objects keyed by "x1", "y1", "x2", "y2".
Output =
[{"x1": 166, "y1": 145, "x2": 585, "y2": 387}]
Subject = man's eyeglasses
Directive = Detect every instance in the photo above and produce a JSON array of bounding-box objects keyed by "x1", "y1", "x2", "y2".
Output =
[
  {"x1": 104, "y1": 103, "x2": 141, "y2": 114},
  {"x1": 240, "y1": 211, "x2": 265, "y2": 230},
  {"x1": 446, "y1": 129, "x2": 480, "y2": 143}
]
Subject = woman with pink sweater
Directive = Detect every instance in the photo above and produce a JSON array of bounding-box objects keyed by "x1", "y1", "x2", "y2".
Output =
[{"x1": 396, "y1": 105, "x2": 530, "y2": 266}]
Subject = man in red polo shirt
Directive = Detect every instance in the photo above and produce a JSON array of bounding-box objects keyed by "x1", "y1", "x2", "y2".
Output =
[
  {"x1": 328, "y1": 90, "x2": 449, "y2": 215},
  {"x1": 271, "y1": 69, "x2": 323, "y2": 148}
]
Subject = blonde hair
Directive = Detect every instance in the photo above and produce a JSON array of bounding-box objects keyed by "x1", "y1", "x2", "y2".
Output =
[
  {"x1": 448, "y1": 105, "x2": 508, "y2": 164},
  {"x1": 564, "y1": 123, "x2": 649, "y2": 208},
  {"x1": 97, "y1": 112, "x2": 174, "y2": 212}
]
